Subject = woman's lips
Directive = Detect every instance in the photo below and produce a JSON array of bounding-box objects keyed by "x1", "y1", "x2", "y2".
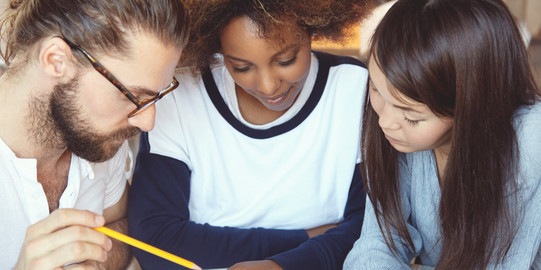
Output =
[
  {"x1": 260, "y1": 88, "x2": 290, "y2": 106},
  {"x1": 384, "y1": 133, "x2": 400, "y2": 144}
]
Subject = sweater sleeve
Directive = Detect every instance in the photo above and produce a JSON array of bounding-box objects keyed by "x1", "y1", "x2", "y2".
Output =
[
  {"x1": 267, "y1": 163, "x2": 366, "y2": 270},
  {"x1": 127, "y1": 143, "x2": 308, "y2": 269},
  {"x1": 342, "y1": 194, "x2": 421, "y2": 270},
  {"x1": 343, "y1": 156, "x2": 423, "y2": 270}
]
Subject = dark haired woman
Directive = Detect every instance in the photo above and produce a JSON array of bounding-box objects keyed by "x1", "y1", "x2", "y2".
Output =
[
  {"x1": 344, "y1": 0, "x2": 541, "y2": 269},
  {"x1": 128, "y1": 0, "x2": 372, "y2": 269}
]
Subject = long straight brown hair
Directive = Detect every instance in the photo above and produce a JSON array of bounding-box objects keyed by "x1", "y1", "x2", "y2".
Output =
[{"x1": 362, "y1": 0, "x2": 540, "y2": 269}]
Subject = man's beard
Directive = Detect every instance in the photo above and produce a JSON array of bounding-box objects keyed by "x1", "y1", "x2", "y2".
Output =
[{"x1": 28, "y1": 77, "x2": 140, "y2": 162}]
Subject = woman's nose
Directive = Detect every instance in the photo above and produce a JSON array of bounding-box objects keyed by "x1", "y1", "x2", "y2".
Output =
[
  {"x1": 256, "y1": 71, "x2": 280, "y2": 96},
  {"x1": 378, "y1": 105, "x2": 401, "y2": 130}
]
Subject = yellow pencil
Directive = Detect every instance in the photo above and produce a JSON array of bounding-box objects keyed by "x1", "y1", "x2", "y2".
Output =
[{"x1": 94, "y1": 226, "x2": 201, "y2": 270}]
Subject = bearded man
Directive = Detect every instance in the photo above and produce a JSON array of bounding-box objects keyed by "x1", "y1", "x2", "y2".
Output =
[{"x1": 0, "y1": 0, "x2": 189, "y2": 269}]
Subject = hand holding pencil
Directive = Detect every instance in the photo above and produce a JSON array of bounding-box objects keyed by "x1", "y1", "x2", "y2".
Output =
[
  {"x1": 14, "y1": 209, "x2": 112, "y2": 270},
  {"x1": 94, "y1": 226, "x2": 201, "y2": 270}
]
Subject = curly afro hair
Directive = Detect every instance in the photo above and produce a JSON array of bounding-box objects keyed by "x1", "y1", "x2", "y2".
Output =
[{"x1": 181, "y1": 0, "x2": 373, "y2": 72}]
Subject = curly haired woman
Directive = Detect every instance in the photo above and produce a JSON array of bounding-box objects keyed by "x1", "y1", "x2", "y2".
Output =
[{"x1": 127, "y1": 0, "x2": 371, "y2": 269}]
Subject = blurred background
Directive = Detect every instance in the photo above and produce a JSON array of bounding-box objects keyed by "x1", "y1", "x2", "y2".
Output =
[
  {"x1": 312, "y1": 0, "x2": 541, "y2": 86},
  {"x1": 1, "y1": 0, "x2": 540, "y2": 85},
  {"x1": 0, "y1": 1, "x2": 539, "y2": 270}
]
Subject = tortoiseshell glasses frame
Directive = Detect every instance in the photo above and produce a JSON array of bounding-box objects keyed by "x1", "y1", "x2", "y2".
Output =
[{"x1": 60, "y1": 37, "x2": 179, "y2": 117}]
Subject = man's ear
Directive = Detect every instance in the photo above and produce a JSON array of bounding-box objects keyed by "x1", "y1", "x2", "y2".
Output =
[{"x1": 38, "y1": 37, "x2": 76, "y2": 78}]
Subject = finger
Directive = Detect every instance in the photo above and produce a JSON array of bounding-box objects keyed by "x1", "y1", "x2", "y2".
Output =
[
  {"x1": 26, "y1": 209, "x2": 104, "y2": 239},
  {"x1": 20, "y1": 210, "x2": 106, "y2": 266},
  {"x1": 63, "y1": 260, "x2": 100, "y2": 270},
  {"x1": 27, "y1": 225, "x2": 113, "y2": 259},
  {"x1": 32, "y1": 240, "x2": 108, "y2": 270}
]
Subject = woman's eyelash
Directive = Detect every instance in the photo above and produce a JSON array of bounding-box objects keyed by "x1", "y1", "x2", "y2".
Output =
[
  {"x1": 231, "y1": 55, "x2": 297, "y2": 72},
  {"x1": 277, "y1": 56, "x2": 296, "y2": 66},
  {"x1": 404, "y1": 116, "x2": 420, "y2": 126},
  {"x1": 233, "y1": 66, "x2": 250, "y2": 72}
]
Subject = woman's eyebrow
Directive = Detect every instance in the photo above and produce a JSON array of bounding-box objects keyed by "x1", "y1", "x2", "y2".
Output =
[
  {"x1": 393, "y1": 104, "x2": 424, "y2": 114},
  {"x1": 224, "y1": 44, "x2": 300, "y2": 63},
  {"x1": 369, "y1": 78, "x2": 424, "y2": 114},
  {"x1": 224, "y1": 54, "x2": 249, "y2": 63},
  {"x1": 272, "y1": 44, "x2": 300, "y2": 58}
]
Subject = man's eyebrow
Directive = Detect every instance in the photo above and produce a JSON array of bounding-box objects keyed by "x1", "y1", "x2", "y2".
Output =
[{"x1": 127, "y1": 86, "x2": 159, "y2": 97}]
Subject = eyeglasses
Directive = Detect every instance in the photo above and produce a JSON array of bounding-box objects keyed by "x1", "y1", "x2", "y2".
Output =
[{"x1": 60, "y1": 37, "x2": 179, "y2": 117}]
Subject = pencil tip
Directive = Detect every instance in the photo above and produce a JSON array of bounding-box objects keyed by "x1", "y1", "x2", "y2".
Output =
[{"x1": 192, "y1": 264, "x2": 202, "y2": 270}]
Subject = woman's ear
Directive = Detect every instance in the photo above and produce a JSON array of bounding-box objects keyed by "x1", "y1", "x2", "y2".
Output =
[{"x1": 39, "y1": 36, "x2": 76, "y2": 78}]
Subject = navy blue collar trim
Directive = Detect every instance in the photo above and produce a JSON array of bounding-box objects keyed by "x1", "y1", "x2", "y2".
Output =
[{"x1": 202, "y1": 51, "x2": 364, "y2": 139}]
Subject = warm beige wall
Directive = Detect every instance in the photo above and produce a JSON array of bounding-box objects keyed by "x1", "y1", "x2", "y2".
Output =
[
  {"x1": 311, "y1": 0, "x2": 395, "y2": 61},
  {"x1": 505, "y1": 0, "x2": 541, "y2": 38},
  {"x1": 311, "y1": 25, "x2": 361, "y2": 59}
]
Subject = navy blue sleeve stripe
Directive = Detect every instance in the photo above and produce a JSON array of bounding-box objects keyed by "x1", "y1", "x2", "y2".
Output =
[{"x1": 128, "y1": 152, "x2": 308, "y2": 269}]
